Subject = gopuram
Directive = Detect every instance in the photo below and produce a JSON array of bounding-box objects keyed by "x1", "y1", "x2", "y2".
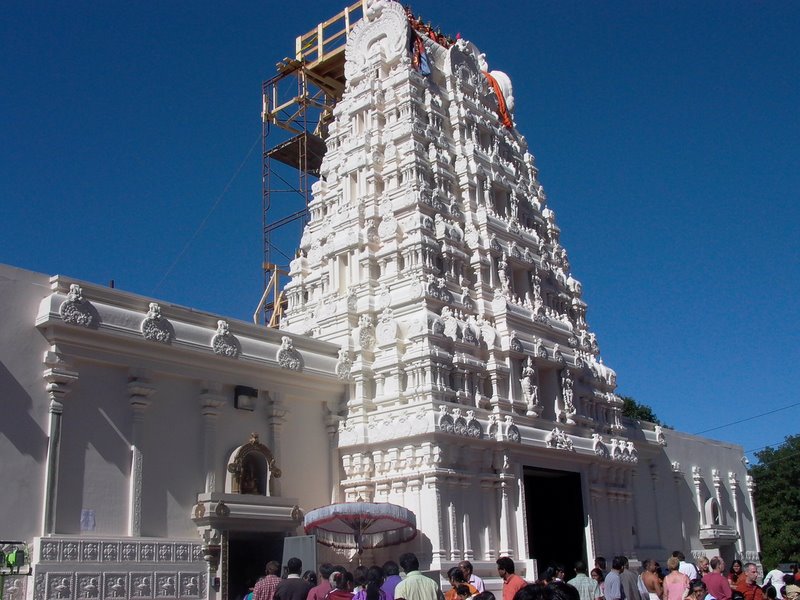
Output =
[
  {"x1": 0, "y1": 2, "x2": 761, "y2": 600},
  {"x1": 279, "y1": 0, "x2": 759, "y2": 574}
]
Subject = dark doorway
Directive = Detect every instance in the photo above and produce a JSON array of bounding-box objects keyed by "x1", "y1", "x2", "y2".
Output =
[
  {"x1": 524, "y1": 467, "x2": 586, "y2": 577},
  {"x1": 227, "y1": 532, "x2": 285, "y2": 600}
]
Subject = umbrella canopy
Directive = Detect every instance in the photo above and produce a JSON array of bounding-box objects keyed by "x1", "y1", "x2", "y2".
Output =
[{"x1": 303, "y1": 502, "x2": 417, "y2": 554}]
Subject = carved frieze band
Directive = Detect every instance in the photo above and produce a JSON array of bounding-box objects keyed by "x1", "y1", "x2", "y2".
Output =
[
  {"x1": 37, "y1": 570, "x2": 205, "y2": 600},
  {"x1": 38, "y1": 539, "x2": 203, "y2": 564}
]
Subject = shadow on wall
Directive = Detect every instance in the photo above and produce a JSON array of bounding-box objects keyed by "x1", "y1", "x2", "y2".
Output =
[{"x1": 0, "y1": 360, "x2": 48, "y2": 461}]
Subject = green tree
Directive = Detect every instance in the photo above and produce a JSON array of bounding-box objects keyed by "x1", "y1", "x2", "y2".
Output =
[
  {"x1": 751, "y1": 434, "x2": 800, "y2": 567},
  {"x1": 619, "y1": 395, "x2": 665, "y2": 425}
]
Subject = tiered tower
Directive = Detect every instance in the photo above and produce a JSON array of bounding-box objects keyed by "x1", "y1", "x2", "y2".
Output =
[{"x1": 281, "y1": 0, "x2": 629, "y2": 565}]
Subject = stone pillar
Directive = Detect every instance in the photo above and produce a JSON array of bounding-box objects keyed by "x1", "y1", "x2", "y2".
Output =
[
  {"x1": 406, "y1": 476, "x2": 423, "y2": 556},
  {"x1": 648, "y1": 461, "x2": 663, "y2": 543},
  {"x1": 728, "y1": 472, "x2": 743, "y2": 556},
  {"x1": 201, "y1": 529, "x2": 222, "y2": 600},
  {"x1": 266, "y1": 392, "x2": 287, "y2": 497},
  {"x1": 423, "y1": 473, "x2": 447, "y2": 564},
  {"x1": 745, "y1": 475, "x2": 761, "y2": 555},
  {"x1": 199, "y1": 385, "x2": 226, "y2": 494},
  {"x1": 692, "y1": 466, "x2": 706, "y2": 526},
  {"x1": 325, "y1": 399, "x2": 343, "y2": 503},
  {"x1": 514, "y1": 463, "x2": 530, "y2": 561},
  {"x1": 588, "y1": 478, "x2": 605, "y2": 564},
  {"x1": 128, "y1": 375, "x2": 155, "y2": 536},
  {"x1": 42, "y1": 347, "x2": 78, "y2": 535},
  {"x1": 448, "y1": 500, "x2": 460, "y2": 561},
  {"x1": 627, "y1": 469, "x2": 640, "y2": 553},
  {"x1": 712, "y1": 469, "x2": 724, "y2": 525},
  {"x1": 498, "y1": 453, "x2": 515, "y2": 558},
  {"x1": 481, "y1": 479, "x2": 497, "y2": 560},
  {"x1": 672, "y1": 462, "x2": 686, "y2": 540},
  {"x1": 462, "y1": 511, "x2": 474, "y2": 561}
]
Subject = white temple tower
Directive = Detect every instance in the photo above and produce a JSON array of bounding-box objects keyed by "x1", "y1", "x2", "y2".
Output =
[
  {"x1": 280, "y1": 1, "x2": 629, "y2": 570},
  {"x1": 0, "y1": 3, "x2": 762, "y2": 595}
]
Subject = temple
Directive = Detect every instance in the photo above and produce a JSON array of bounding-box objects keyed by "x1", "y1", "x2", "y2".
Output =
[{"x1": 0, "y1": 3, "x2": 760, "y2": 600}]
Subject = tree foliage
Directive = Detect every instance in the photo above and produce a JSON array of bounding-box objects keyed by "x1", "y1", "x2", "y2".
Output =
[
  {"x1": 751, "y1": 434, "x2": 800, "y2": 567},
  {"x1": 619, "y1": 395, "x2": 665, "y2": 426}
]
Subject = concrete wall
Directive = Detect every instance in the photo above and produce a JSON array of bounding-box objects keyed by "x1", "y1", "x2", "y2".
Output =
[{"x1": 0, "y1": 265, "x2": 53, "y2": 541}]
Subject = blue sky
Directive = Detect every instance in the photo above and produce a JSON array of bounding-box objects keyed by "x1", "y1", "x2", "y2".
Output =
[{"x1": 2, "y1": 1, "x2": 798, "y2": 462}]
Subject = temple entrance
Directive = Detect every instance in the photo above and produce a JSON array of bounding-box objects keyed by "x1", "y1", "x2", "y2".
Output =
[
  {"x1": 524, "y1": 467, "x2": 586, "y2": 576},
  {"x1": 226, "y1": 532, "x2": 285, "y2": 600}
]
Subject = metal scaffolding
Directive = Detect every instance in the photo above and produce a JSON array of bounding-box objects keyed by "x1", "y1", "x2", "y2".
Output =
[{"x1": 256, "y1": 0, "x2": 366, "y2": 326}]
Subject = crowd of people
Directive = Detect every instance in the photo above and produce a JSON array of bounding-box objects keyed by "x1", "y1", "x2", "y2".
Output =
[
  {"x1": 245, "y1": 552, "x2": 800, "y2": 600},
  {"x1": 581, "y1": 553, "x2": 799, "y2": 600}
]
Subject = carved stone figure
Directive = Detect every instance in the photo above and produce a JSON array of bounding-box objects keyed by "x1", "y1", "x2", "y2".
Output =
[
  {"x1": 335, "y1": 348, "x2": 352, "y2": 379},
  {"x1": 561, "y1": 368, "x2": 576, "y2": 424},
  {"x1": 545, "y1": 427, "x2": 574, "y2": 451},
  {"x1": 211, "y1": 320, "x2": 240, "y2": 358},
  {"x1": 276, "y1": 336, "x2": 303, "y2": 371},
  {"x1": 59, "y1": 283, "x2": 96, "y2": 327},
  {"x1": 141, "y1": 302, "x2": 174, "y2": 344},
  {"x1": 520, "y1": 357, "x2": 541, "y2": 417}
]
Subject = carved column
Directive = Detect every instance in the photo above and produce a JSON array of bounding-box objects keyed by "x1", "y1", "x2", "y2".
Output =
[
  {"x1": 628, "y1": 469, "x2": 641, "y2": 552},
  {"x1": 325, "y1": 400, "x2": 343, "y2": 503},
  {"x1": 672, "y1": 462, "x2": 687, "y2": 540},
  {"x1": 42, "y1": 347, "x2": 78, "y2": 535},
  {"x1": 406, "y1": 476, "x2": 423, "y2": 556},
  {"x1": 498, "y1": 452, "x2": 515, "y2": 558},
  {"x1": 588, "y1": 484, "x2": 602, "y2": 560},
  {"x1": 199, "y1": 385, "x2": 226, "y2": 494},
  {"x1": 423, "y1": 474, "x2": 447, "y2": 563},
  {"x1": 648, "y1": 461, "x2": 663, "y2": 543},
  {"x1": 692, "y1": 466, "x2": 706, "y2": 526},
  {"x1": 481, "y1": 478, "x2": 497, "y2": 560},
  {"x1": 128, "y1": 375, "x2": 155, "y2": 536},
  {"x1": 462, "y1": 511, "x2": 474, "y2": 561},
  {"x1": 608, "y1": 488, "x2": 621, "y2": 553},
  {"x1": 745, "y1": 475, "x2": 761, "y2": 555},
  {"x1": 266, "y1": 393, "x2": 287, "y2": 497},
  {"x1": 712, "y1": 469, "x2": 724, "y2": 525},
  {"x1": 728, "y1": 472, "x2": 743, "y2": 556},
  {"x1": 448, "y1": 500, "x2": 460, "y2": 561}
]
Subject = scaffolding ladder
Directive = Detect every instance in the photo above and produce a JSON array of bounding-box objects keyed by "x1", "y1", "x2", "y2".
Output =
[{"x1": 257, "y1": 0, "x2": 367, "y2": 326}]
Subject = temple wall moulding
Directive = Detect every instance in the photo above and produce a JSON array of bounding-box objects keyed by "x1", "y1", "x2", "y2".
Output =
[
  {"x1": 343, "y1": 442, "x2": 447, "y2": 481},
  {"x1": 32, "y1": 537, "x2": 206, "y2": 600},
  {"x1": 36, "y1": 538, "x2": 203, "y2": 565},
  {"x1": 437, "y1": 406, "x2": 483, "y2": 438}
]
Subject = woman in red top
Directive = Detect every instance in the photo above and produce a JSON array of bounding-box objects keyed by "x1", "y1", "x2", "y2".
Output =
[{"x1": 728, "y1": 561, "x2": 743, "y2": 586}]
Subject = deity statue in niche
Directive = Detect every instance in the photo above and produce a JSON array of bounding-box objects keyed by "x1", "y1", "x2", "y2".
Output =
[
  {"x1": 239, "y1": 453, "x2": 265, "y2": 494},
  {"x1": 226, "y1": 433, "x2": 281, "y2": 496}
]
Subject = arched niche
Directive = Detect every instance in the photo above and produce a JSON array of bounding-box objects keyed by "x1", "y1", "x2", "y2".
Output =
[
  {"x1": 705, "y1": 497, "x2": 722, "y2": 526},
  {"x1": 225, "y1": 433, "x2": 282, "y2": 496}
]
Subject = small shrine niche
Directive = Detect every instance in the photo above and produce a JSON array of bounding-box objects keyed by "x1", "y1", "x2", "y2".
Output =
[{"x1": 225, "y1": 433, "x2": 281, "y2": 496}]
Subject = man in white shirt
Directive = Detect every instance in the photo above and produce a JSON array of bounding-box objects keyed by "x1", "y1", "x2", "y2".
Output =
[
  {"x1": 763, "y1": 567, "x2": 787, "y2": 599},
  {"x1": 459, "y1": 562, "x2": 485, "y2": 593},
  {"x1": 674, "y1": 551, "x2": 699, "y2": 580}
]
